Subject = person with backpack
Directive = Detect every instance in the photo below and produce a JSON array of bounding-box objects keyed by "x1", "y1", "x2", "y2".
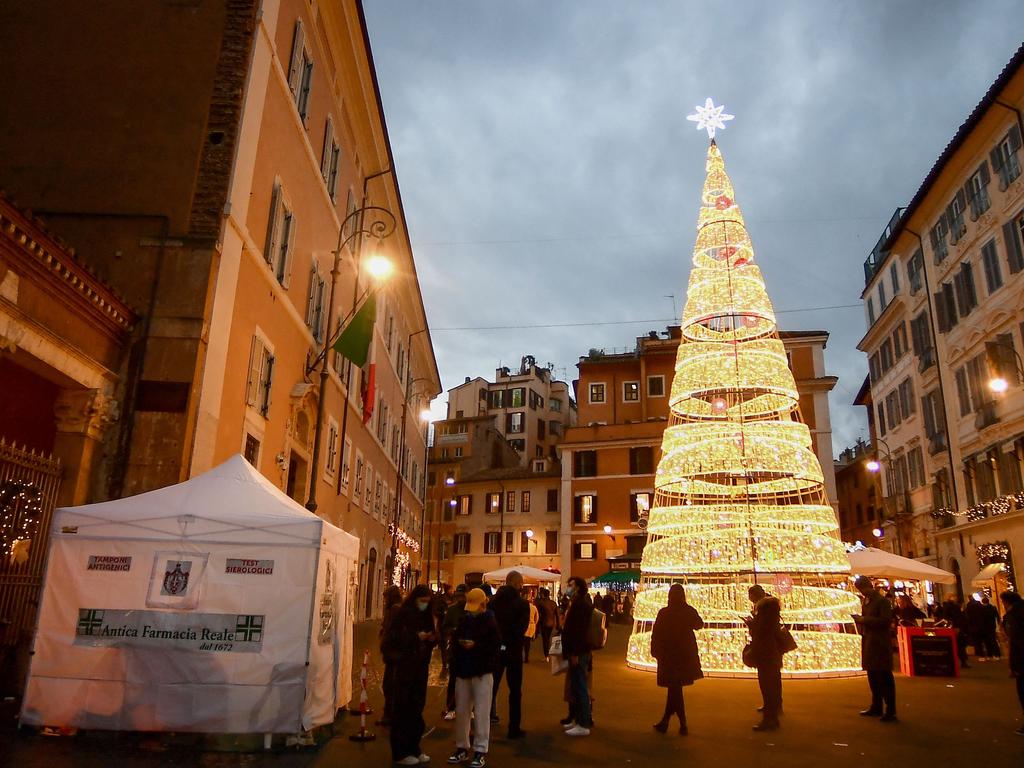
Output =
[
  {"x1": 535, "y1": 587, "x2": 559, "y2": 660},
  {"x1": 650, "y1": 584, "x2": 704, "y2": 735},
  {"x1": 560, "y1": 576, "x2": 595, "y2": 736}
]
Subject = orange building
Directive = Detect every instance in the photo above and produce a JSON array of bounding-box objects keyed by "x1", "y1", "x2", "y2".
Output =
[
  {"x1": 559, "y1": 327, "x2": 839, "y2": 583},
  {"x1": 0, "y1": 1, "x2": 440, "y2": 619}
]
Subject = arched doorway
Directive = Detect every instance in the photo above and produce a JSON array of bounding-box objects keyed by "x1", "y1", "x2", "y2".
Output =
[
  {"x1": 950, "y1": 558, "x2": 964, "y2": 603},
  {"x1": 365, "y1": 547, "x2": 377, "y2": 619}
]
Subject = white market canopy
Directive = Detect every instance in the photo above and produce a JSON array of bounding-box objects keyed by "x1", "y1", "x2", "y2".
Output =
[
  {"x1": 847, "y1": 547, "x2": 956, "y2": 584},
  {"x1": 483, "y1": 564, "x2": 561, "y2": 584}
]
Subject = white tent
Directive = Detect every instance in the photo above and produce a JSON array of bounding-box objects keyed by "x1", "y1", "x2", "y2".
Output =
[
  {"x1": 847, "y1": 547, "x2": 956, "y2": 584},
  {"x1": 20, "y1": 455, "x2": 359, "y2": 735},
  {"x1": 483, "y1": 564, "x2": 560, "y2": 584}
]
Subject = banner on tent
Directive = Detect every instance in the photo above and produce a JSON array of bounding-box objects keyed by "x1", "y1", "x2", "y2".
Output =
[
  {"x1": 146, "y1": 551, "x2": 209, "y2": 609},
  {"x1": 73, "y1": 608, "x2": 265, "y2": 653}
]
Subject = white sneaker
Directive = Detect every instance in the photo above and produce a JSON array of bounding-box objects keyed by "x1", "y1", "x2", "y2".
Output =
[
  {"x1": 562, "y1": 721, "x2": 576, "y2": 730},
  {"x1": 443, "y1": 710, "x2": 456, "y2": 721},
  {"x1": 396, "y1": 757, "x2": 421, "y2": 766},
  {"x1": 418, "y1": 755, "x2": 431, "y2": 764},
  {"x1": 565, "y1": 725, "x2": 591, "y2": 737}
]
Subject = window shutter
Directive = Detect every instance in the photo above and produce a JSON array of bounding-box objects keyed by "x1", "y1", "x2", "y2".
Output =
[
  {"x1": 1010, "y1": 124, "x2": 1023, "y2": 153},
  {"x1": 282, "y1": 213, "x2": 296, "y2": 287},
  {"x1": 591, "y1": 495, "x2": 598, "y2": 523},
  {"x1": 265, "y1": 184, "x2": 281, "y2": 265},
  {"x1": 299, "y1": 59, "x2": 314, "y2": 118},
  {"x1": 933, "y1": 290, "x2": 948, "y2": 333},
  {"x1": 288, "y1": 20, "x2": 305, "y2": 95},
  {"x1": 262, "y1": 353, "x2": 275, "y2": 417},
  {"x1": 991, "y1": 143, "x2": 1005, "y2": 174},
  {"x1": 1004, "y1": 220, "x2": 1024, "y2": 273},
  {"x1": 979, "y1": 161, "x2": 991, "y2": 188},
  {"x1": 321, "y1": 116, "x2": 333, "y2": 179},
  {"x1": 246, "y1": 337, "x2": 261, "y2": 405},
  {"x1": 306, "y1": 265, "x2": 317, "y2": 326},
  {"x1": 962, "y1": 261, "x2": 977, "y2": 310}
]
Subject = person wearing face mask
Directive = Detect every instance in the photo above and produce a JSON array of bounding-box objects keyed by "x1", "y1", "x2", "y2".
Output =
[
  {"x1": 560, "y1": 576, "x2": 595, "y2": 736},
  {"x1": 448, "y1": 588, "x2": 500, "y2": 768},
  {"x1": 383, "y1": 584, "x2": 438, "y2": 765}
]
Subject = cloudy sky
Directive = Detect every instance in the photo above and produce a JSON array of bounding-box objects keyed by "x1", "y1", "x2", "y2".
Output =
[{"x1": 363, "y1": 1, "x2": 1023, "y2": 455}]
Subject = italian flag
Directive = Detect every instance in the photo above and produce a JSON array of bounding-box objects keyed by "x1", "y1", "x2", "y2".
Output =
[{"x1": 333, "y1": 293, "x2": 377, "y2": 424}]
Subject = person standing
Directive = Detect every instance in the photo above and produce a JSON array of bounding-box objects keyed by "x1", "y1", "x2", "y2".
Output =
[
  {"x1": 893, "y1": 594, "x2": 925, "y2": 626},
  {"x1": 523, "y1": 595, "x2": 539, "y2": 663},
  {"x1": 383, "y1": 585, "x2": 438, "y2": 765},
  {"x1": 561, "y1": 576, "x2": 595, "y2": 737},
  {"x1": 448, "y1": 588, "x2": 500, "y2": 768},
  {"x1": 441, "y1": 585, "x2": 469, "y2": 720},
  {"x1": 745, "y1": 584, "x2": 783, "y2": 731},
  {"x1": 852, "y1": 575, "x2": 896, "y2": 722},
  {"x1": 650, "y1": 584, "x2": 704, "y2": 735},
  {"x1": 965, "y1": 595, "x2": 987, "y2": 660},
  {"x1": 535, "y1": 587, "x2": 559, "y2": 660},
  {"x1": 999, "y1": 591, "x2": 1024, "y2": 736},
  {"x1": 980, "y1": 597, "x2": 1002, "y2": 660},
  {"x1": 379, "y1": 585, "x2": 404, "y2": 727},
  {"x1": 489, "y1": 571, "x2": 530, "y2": 738},
  {"x1": 940, "y1": 595, "x2": 970, "y2": 668}
]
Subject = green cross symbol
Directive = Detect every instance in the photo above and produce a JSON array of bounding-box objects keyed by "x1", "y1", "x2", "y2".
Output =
[
  {"x1": 77, "y1": 609, "x2": 104, "y2": 636},
  {"x1": 235, "y1": 614, "x2": 264, "y2": 643}
]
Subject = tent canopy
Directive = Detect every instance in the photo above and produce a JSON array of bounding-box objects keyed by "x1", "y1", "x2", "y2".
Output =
[
  {"x1": 483, "y1": 564, "x2": 560, "y2": 583},
  {"x1": 590, "y1": 569, "x2": 640, "y2": 586},
  {"x1": 971, "y1": 562, "x2": 1007, "y2": 585},
  {"x1": 54, "y1": 454, "x2": 333, "y2": 546},
  {"x1": 847, "y1": 547, "x2": 956, "y2": 584}
]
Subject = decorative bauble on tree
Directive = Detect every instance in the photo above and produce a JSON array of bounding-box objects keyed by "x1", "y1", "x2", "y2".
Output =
[{"x1": 626, "y1": 100, "x2": 861, "y2": 677}]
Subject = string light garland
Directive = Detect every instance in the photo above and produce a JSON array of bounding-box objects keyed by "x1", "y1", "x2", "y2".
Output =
[
  {"x1": 976, "y1": 541, "x2": 1016, "y2": 591},
  {"x1": 387, "y1": 522, "x2": 421, "y2": 553},
  {"x1": 0, "y1": 480, "x2": 43, "y2": 559},
  {"x1": 627, "y1": 129, "x2": 861, "y2": 677}
]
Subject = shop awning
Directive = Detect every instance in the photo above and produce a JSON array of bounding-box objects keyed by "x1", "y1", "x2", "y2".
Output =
[
  {"x1": 847, "y1": 547, "x2": 956, "y2": 584},
  {"x1": 971, "y1": 562, "x2": 1007, "y2": 586},
  {"x1": 483, "y1": 564, "x2": 561, "y2": 583},
  {"x1": 590, "y1": 569, "x2": 641, "y2": 586}
]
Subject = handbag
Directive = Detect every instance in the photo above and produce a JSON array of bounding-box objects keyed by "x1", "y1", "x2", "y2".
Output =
[
  {"x1": 741, "y1": 642, "x2": 757, "y2": 668},
  {"x1": 549, "y1": 636, "x2": 568, "y2": 675},
  {"x1": 777, "y1": 626, "x2": 798, "y2": 654}
]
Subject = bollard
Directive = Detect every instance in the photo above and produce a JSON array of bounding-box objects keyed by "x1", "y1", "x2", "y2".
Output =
[{"x1": 349, "y1": 648, "x2": 376, "y2": 742}]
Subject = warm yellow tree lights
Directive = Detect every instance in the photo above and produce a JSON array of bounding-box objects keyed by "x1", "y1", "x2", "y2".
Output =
[{"x1": 626, "y1": 134, "x2": 861, "y2": 677}]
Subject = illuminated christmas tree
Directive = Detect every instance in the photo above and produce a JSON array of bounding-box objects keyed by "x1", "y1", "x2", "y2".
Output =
[{"x1": 626, "y1": 100, "x2": 861, "y2": 677}]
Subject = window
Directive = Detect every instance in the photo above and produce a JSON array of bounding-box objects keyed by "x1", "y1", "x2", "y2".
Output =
[
  {"x1": 630, "y1": 491, "x2": 651, "y2": 522},
  {"x1": 878, "y1": 279, "x2": 887, "y2": 310},
  {"x1": 538, "y1": 419, "x2": 546, "y2": 440},
  {"x1": 934, "y1": 282, "x2": 958, "y2": 333},
  {"x1": 306, "y1": 264, "x2": 327, "y2": 342},
  {"x1": 922, "y1": 390, "x2": 945, "y2": 444},
  {"x1": 353, "y1": 452, "x2": 364, "y2": 504},
  {"x1": 955, "y1": 366, "x2": 972, "y2": 416},
  {"x1": 509, "y1": 439, "x2": 525, "y2": 452},
  {"x1": 550, "y1": 421, "x2": 562, "y2": 437},
  {"x1": 910, "y1": 312, "x2": 934, "y2": 368},
  {"x1": 889, "y1": 261, "x2": 900, "y2": 294},
  {"x1": 907, "y1": 248, "x2": 924, "y2": 294},
  {"x1": 589, "y1": 383, "x2": 606, "y2": 404},
  {"x1": 244, "y1": 434, "x2": 260, "y2": 466},
  {"x1": 522, "y1": 491, "x2": 531, "y2": 512},
  {"x1": 892, "y1": 322, "x2": 908, "y2": 360},
  {"x1": 325, "y1": 418, "x2": 339, "y2": 476},
  {"x1": 454, "y1": 533, "x2": 471, "y2": 555},
  {"x1": 629, "y1": 446, "x2": 654, "y2": 475},
  {"x1": 573, "y1": 494, "x2": 597, "y2": 525},
  {"x1": 327, "y1": 139, "x2": 340, "y2": 201},
  {"x1": 930, "y1": 218, "x2": 949, "y2": 265},
  {"x1": 877, "y1": 403, "x2": 886, "y2": 437},
  {"x1": 550, "y1": 398, "x2": 562, "y2": 412},
  {"x1": 990, "y1": 124, "x2": 1022, "y2": 190},
  {"x1": 868, "y1": 352, "x2": 881, "y2": 384},
  {"x1": 506, "y1": 491, "x2": 516, "y2": 513},
  {"x1": 456, "y1": 495, "x2": 472, "y2": 516},
  {"x1": 1004, "y1": 213, "x2": 1024, "y2": 274},
  {"x1": 885, "y1": 390, "x2": 901, "y2": 429},
  {"x1": 908, "y1": 446, "x2": 925, "y2": 489},
  {"x1": 987, "y1": 332, "x2": 1021, "y2": 386},
  {"x1": 484, "y1": 532, "x2": 500, "y2": 554},
  {"x1": 647, "y1": 375, "x2": 665, "y2": 397},
  {"x1": 867, "y1": 297, "x2": 876, "y2": 326},
  {"x1": 965, "y1": 163, "x2": 991, "y2": 220},
  {"x1": 546, "y1": 488, "x2": 558, "y2": 512},
  {"x1": 486, "y1": 492, "x2": 502, "y2": 514},
  {"x1": 879, "y1": 339, "x2": 893, "y2": 373},
  {"x1": 264, "y1": 184, "x2": 295, "y2": 286},
  {"x1": 623, "y1": 381, "x2": 640, "y2": 402},
  {"x1": 545, "y1": 530, "x2": 558, "y2": 554},
  {"x1": 341, "y1": 437, "x2": 352, "y2": 489},
  {"x1": 575, "y1": 541, "x2": 596, "y2": 561},
  {"x1": 511, "y1": 387, "x2": 525, "y2": 408},
  {"x1": 953, "y1": 261, "x2": 978, "y2": 318},
  {"x1": 945, "y1": 189, "x2": 967, "y2": 244},
  {"x1": 898, "y1": 378, "x2": 916, "y2": 420},
  {"x1": 506, "y1": 412, "x2": 525, "y2": 434},
  {"x1": 246, "y1": 336, "x2": 275, "y2": 418},
  {"x1": 981, "y1": 239, "x2": 1003, "y2": 294},
  {"x1": 505, "y1": 531, "x2": 514, "y2": 553},
  {"x1": 489, "y1": 389, "x2": 506, "y2": 409},
  {"x1": 573, "y1": 450, "x2": 597, "y2": 477},
  {"x1": 286, "y1": 20, "x2": 312, "y2": 119},
  {"x1": 439, "y1": 539, "x2": 452, "y2": 561}
]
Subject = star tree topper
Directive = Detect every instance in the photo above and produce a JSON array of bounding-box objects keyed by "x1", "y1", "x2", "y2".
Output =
[{"x1": 686, "y1": 97, "x2": 735, "y2": 139}]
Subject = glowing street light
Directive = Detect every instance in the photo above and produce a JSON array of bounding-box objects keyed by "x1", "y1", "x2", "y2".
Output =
[
  {"x1": 989, "y1": 376, "x2": 1009, "y2": 394},
  {"x1": 419, "y1": 409, "x2": 432, "y2": 422},
  {"x1": 603, "y1": 524, "x2": 613, "y2": 535},
  {"x1": 865, "y1": 459, "x2": 881, "y2": 473},
  {"x1": 872, "y1": 527, "x2": 884, "y2": 538},
  {"x1": 526, "y1": 529, "x2": 534, "y2": 539},
  {"x1": 365, "y1": 254, "x2": 394, "y2": 281}
]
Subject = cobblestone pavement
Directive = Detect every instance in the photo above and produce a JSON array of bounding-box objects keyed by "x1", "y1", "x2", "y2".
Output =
[{"x1": 2, "y1": 621, "x2": 1023, "y2": 767}]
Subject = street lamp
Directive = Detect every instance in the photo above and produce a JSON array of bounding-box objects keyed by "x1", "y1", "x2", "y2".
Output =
[
  {"x1": 305, "y1": 204, "x2": 396, "y2": 514},
  {"x1": 986, "y1": 338, "x2": 1024, "y2": 394}
]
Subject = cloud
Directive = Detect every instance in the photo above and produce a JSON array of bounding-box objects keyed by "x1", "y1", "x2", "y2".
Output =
[{"x1": 364, "y1": 0, "x2": 1023, "y2": 455}]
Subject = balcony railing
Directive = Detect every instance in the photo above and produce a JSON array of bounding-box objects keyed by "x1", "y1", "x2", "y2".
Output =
[{"x1": 863, "y1": 207, "x2": 904, "y2": 284}]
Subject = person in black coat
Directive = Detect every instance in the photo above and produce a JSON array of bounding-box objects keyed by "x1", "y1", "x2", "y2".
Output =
[
  {"x1": 999, "y1": 591, "x2": 1024, "y2": 736},
  {"x1": 561, "y1": 576, "x2": 595, "y2": 735},
  {"x1": 853, "y1": 575, "x2": 897, "y2": 722},
  {"x1": 939, "y1": 596, "x2": 970, "y2": 668},
  {"x1": 744, "y1": 584, "x2": 783, "y2": 731},
  {"x1": 382, "y1": 585, "x2": 437, "y2": 765},
  {"x1": 979, "y1": 597, "x2": 1002, "y2": 660},
  {"x1": 650, "y1": 584, "x2": 704, "y2": 735},
  {"x1": 488, "y1": 571, "x2": 530, "y2": 738},
  {"x1": 378, "y1": 585, "x2": 404, "y2": 727}
]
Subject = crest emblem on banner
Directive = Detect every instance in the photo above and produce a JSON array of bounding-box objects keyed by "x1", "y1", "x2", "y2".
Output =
[
  {"x1": 318, "y1": 559, "x2": 336, "y2": 645},
  {"x1": 162, "y1": 561, "x2": 191, "y2": 596}
]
